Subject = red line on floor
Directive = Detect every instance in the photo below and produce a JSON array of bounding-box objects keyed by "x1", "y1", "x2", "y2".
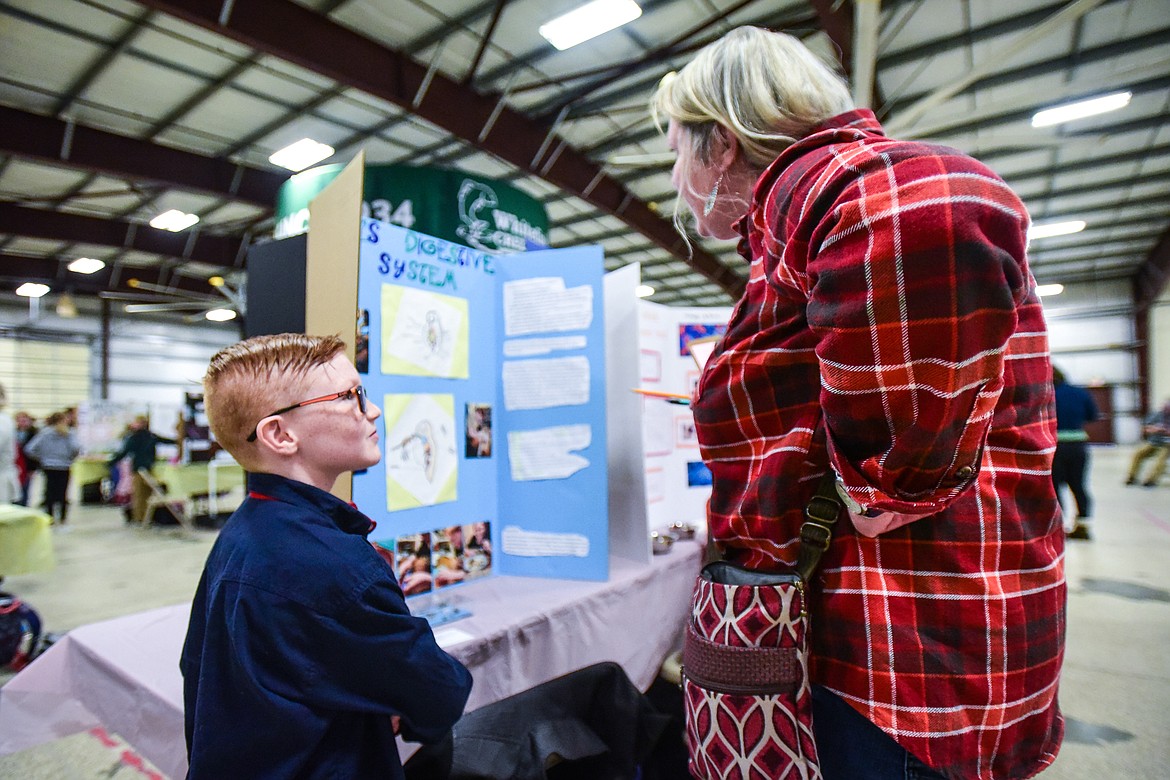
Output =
[{"x1": 1140, "y1": 509, "x2": 1170, "y2": 535}]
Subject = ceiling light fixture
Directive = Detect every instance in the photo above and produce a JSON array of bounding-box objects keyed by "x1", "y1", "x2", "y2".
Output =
[
  {"x1": 269, "y1": 138, "x2": 336, "y2": 172},
  {"x1": 16, "y1": 282, "x2": 50, "y2": 298},
  {"x1": 1035, "y1": 283, "x2": 1065, "y2": 297},
  {"x1": 67, "y1": 257, "x2": 106, "y2": 274},
  {"x1": 1031, "y1": 91, "x2": 1132, "y2": 127},
  {"x1": 205, "y1": 308, "x2": 237, "y2": 322},
  {"x1": 1027, "y1": 220, "x2": 1086, "y2": 241},
  {"x1": 636, "y1": 284, "x2": 655, "y2": 298},
  {"x1": 150, "y1": 209, "x2": 200, "y2": 232},
  {"x1": 539, "y1": 0, "x2": 642, "y2": 51}
]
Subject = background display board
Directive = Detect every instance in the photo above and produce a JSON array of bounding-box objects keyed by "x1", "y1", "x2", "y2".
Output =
[
  {"x1": 350, "y1": 220, "x2": 609, "y2": 588},
  {"x1": 637, "y1": 301, "x2": 733, "y2": 531},
  {"x1": 275, "y1": 163, "x2": 549, "y2": 254}
]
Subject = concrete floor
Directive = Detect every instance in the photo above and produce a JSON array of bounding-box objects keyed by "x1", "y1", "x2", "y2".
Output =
[{"x1": 2, "y1": 447, "x2": 1169, "y2": 778}]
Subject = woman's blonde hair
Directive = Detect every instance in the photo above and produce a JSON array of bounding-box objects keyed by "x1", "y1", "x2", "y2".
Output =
[
  {"x1": 652, "y1": 27, "x2": 853, "y2": 237},
  {"x1": 653, "y1": 26, "x2": 853, "y2": 167},
  {"x1": 203, "y1": 333, "x2": 346, "y2": 466}
]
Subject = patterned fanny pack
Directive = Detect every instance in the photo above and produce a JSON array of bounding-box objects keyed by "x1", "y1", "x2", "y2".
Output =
[{"x1": 681, "y1": 474, "x2": 842, "y2": 780}]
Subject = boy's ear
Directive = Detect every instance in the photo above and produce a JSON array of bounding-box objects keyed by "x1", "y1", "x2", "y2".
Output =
[{"x1": 253, "y1": 416, "x2": 299, "y2": 456}]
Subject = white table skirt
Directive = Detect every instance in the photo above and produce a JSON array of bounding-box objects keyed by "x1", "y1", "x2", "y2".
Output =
[{"x1": 0, "y1": 540, "x2": 702, "y2": 779}]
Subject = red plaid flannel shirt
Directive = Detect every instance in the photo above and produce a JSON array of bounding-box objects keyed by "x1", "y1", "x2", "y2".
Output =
[{"x1": 693, "y1": 110, "x2": 1065, "y2": 779}]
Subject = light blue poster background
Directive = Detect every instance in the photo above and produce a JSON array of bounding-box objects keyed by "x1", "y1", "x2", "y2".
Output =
[
  {"x1": 353, "y1": 220, "x2": 498, "y2": 544},
  {"x1": 495, "y1": 246, "x2": 608, "y2": 581},
  {"x1": 351, "y1": 219, "x2": 608, "y2": 582}
]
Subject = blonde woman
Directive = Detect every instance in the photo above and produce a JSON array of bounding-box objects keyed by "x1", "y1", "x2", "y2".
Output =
[{"x1": 654, "y1": 27, "x2": 1063, "y2": 780}]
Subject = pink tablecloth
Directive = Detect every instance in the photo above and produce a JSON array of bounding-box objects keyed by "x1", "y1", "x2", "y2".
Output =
[{"x1": 0, "y1": 540, "x2": 702, "y2": 779}]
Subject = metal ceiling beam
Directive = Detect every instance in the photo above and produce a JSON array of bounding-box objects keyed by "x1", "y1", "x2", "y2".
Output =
[
  {"x1": 1134, "y1": 224, "x2": 1170, "y2": 312},
  {"x1": 851, "y1": 0, "x2": 881, "y2": 108},
  {"x1": 1030, "y1": 234, "x2": 1164, "y2": 259},
  {"x1": 1121, "y1": 212, "x2": 1166, "y2": 413},
  {"x1": 878, "y1": 0, "x2": 1125, "y2": 71},
  {"x1": 901, "y1": 73, "x2": 1170, "y2": 144},
  {"x1": 0, "y1": 107, "x2": 284, "y2": 209},
  {"x1": 601, "y1": 46, "x2": 1170, "y2": 159},
  {"x1": 461, "y1": 0, "x2": 508, "y2": 86},
  {"x1": 626, "y1": 167, "x2": 1170, "y2": 218},
  {"x1": 1014, "y1": 171, "x2": 1170, "y2": 205},
  {"x1": 997, "y1": 143, "x2": 1170, "y2": 182},
  {"x1": 0, "y1": 205, "x2": 243, "y2": 269},
  {"x1": 1034, "y1": 255, "x2": 1143, "y2": 274},
  {"x1": 134, "y1": 0, "x2": 746, "y2": 296},
  {"x1": 809, "y1": 0, "x2": 854, "y2": 73},
  {"x1": 463, "y1": 0, "x2": 680, "y2": 105},
  {"x1": 531, "y1": 0, "x2": 776, "y2": 122},
  {"x1": 52, "y1": 8, "x2": 154, "y2": 115},
  {"x1": 555, "y1": 6, "x2": 819, "y2": 123},
  {"x1": 0, "y1": 252, "x2": 218, "y2": 298},
  {"x1": 884, "y1": 0, "x2": 1108, "y2": 135},
  {"x1": 884, "y1": 25, "x2": 1170, "y2": 129}
]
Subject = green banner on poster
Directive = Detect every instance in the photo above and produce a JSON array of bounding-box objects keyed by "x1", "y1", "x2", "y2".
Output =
[{"x1": 274, "y1": 164, "x2": 549, "y2": 253}]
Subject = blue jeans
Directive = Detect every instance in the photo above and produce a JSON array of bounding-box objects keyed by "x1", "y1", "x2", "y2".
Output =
[{"x1": 813, "y1": 686, "x2": 946, "y2": 780}]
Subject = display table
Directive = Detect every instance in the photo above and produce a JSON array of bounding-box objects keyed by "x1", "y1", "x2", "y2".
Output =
[
  {"x1": 68, "y1": 458, "x2": 109, "y2": 488},
  {"x1": 0, "y1": 540, "x2": 702, "y2": 779},
  {"x1": 154, "y1": 461, "x2": 246, "y2": 519},
  {"x1": 155, "y1": 462, "x2": 245, "y2": 499},
  {"x1": 0, "y1": 505, "x2": 54, "y2": 577}
]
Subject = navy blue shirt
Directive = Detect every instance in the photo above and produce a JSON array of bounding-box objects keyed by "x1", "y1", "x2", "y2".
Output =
[
  {"x1": 1053, "y1": 382, "x2": 1099, "y2": 434},
  {"x1": 181, "y1": 472, "x2": 472, "y2": 779}
]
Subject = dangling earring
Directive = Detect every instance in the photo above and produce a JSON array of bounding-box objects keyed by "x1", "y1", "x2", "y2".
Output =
[{"x1": 703, "y1": 173, "x2": 723, "y2": 216}]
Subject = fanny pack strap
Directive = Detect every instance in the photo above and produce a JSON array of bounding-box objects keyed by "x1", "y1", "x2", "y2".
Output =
[{"x1": 795, "y1": 471, "x2": 844, "y2": 583}]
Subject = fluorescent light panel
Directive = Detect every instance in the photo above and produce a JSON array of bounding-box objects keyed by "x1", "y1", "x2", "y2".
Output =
[
  {"x1": 150, "y1": 209, "x2": 200, "y2": 232},
  {"x1": 636, "y1": 284, "x2": 655, "y2": 298},
  {"x1": 1031, "y1": 91, "x2": 1131, "y2": 127},
  {"x1": 1035, "y1": 283, "x2": 1064, "y2": 297},
  {"x1": 67, "y1": 257, "x2": 106, "y2": 274},
  {"x1": 269, "y1": 138, "x2": 335, "y2": 172},
  {"x1": 540, "y1": 0, "x2": 642, "y2": 51},
  {"x1": 1028, "y1": 220, "x2": 1086, "y2": 240},
  {"x1": 205, "y1": 308, "x2": 237, "y2": 322},
  {"x1": 16, "y1": 282, "x2": 50, "y2": 298}
]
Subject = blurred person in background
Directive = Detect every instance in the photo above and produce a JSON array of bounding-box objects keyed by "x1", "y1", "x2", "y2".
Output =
[
  {"x1": 1126, "y1": 398, "x2": 1170, "y2": 488},
  {"x1": 1051, "y1": 367, "x2": 1099, "y2": 540},
  {"x1": 14, "y1": 411, "x2": 40, "y2": 506},
  {"x1": 109, "y1": 414, "x2": 177, "y2": 523},
  {"x1": 24, "y1": 411, "x2": 81, "y2": 526}
]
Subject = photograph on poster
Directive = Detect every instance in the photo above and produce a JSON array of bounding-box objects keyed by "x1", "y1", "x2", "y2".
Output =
[
  {"x1": 355, "y1": 308, "x2": 370, "y2": 373},
  {"x1": 435, "y1": 522, "x2": 494, "y2": 589},
  {"x1": 381, "y1": 285, "x2": 469, "y2": 378},
  {"x1": 396, "y1": 533, "x2": 433, "y2": 596},
  {"x1": 686, "y1": 461, "x2": 713, "y2": 487},
  {"x1": 465, "y1": 521, "x2": 492, "y2": 573},
  {"x1": 385, "y1": 393, "x2": 458, "y2": 510},
  {"x1": 465, "y1": 403, "x2": 492, "y2": 458},
  {"x1": 678, "y1": 323, "x2": 725, "y2": 356},
  {"x1": 676, "y1": 416, "x2": 698, "y2": 448}
]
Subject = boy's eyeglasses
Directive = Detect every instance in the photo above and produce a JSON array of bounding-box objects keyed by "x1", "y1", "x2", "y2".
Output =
[{"x1": 246, "y1": 385, "x2": 368, "y2": 442}]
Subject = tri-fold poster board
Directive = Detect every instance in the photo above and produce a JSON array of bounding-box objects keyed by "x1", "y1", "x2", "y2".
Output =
[
  {"x1": 349, "y1": 219, "x2": 610, "y2": 588},
  {"x1": 636, "y1": 302, "x2": 732, "y2": 533},
  {"x1": 303, "y1": 156, "x2": 731, "y2": 595}
]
